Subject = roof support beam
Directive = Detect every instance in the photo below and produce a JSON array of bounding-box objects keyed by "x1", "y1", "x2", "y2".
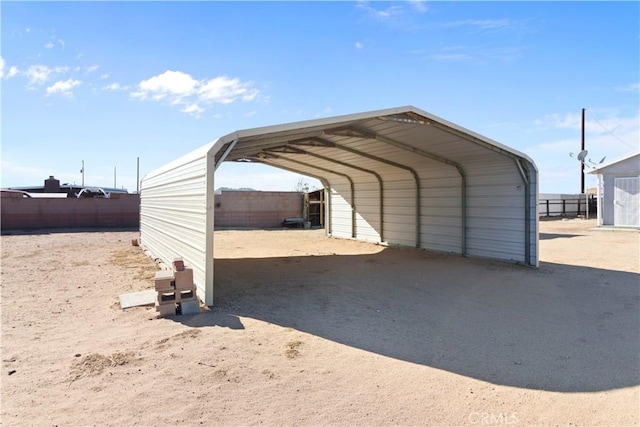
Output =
[
  {"x1": 256, "y1": 152, "x2": 357, "y2": 238},
  {"x1": 515, "y1": 159, "x2": 532, "y2": 265},
  {"x1": 266, "y1": 145, "x2": 386, "y2": 242},
  {"x1": 308, "y1": 135, "x2": 422, "y2": 248},
  {"x1": 214, "y1": 139, "x2": 239, "y2": 170},
  {"x1": 324, "y1": 126, "x2": 468, "y2": 255}
]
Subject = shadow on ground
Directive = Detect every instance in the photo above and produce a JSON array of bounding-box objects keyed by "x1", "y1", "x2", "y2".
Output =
[
  {"x1": 539, "y1": 233, "x2": 582, "y2": 240},
  {"x1": 196, "y1": 248, "x2": 639, "y2": 394},
  {"x1": 1, "y1": 227, "x2": 138, "y2": 236}
]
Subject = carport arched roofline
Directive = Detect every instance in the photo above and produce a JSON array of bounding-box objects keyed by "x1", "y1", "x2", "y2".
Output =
[
  {"x1": 249, "y1": 137, "x2": 423, "y2": 247},
  {"x1": 233, "y1": 127, "x2": 470, "y2": 251},
  {"x1": 278, "y1": 131, "x2": 468, "y2": 252},
  {"x1": 244, "y1": 133, "x2": 444, "y2": 247}
]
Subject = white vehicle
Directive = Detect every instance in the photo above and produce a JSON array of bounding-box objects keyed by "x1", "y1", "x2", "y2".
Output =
[{"x1": 76, "y1": 188, "x2": 110, "y2": 198}]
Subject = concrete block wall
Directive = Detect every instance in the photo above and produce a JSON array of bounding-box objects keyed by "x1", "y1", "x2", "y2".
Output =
[
  {"x1": 0, "y1": 192, "x2": 140, "y2": 231},
  {"x1": 214, "y1": 191, "x2": 303, "y2": 228}
]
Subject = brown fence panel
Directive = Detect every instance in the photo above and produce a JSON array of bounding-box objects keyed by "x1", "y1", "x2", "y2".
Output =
[{"x1": 0, "y1": 193, "x2": 140, "y2": 231}]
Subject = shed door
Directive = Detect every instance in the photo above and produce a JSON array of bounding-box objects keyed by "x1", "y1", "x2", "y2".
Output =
[{"x1": 614, "y1": 177, "x2": 640, "y2": 227}]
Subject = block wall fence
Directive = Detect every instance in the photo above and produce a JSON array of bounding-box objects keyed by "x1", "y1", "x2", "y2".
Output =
[
  {"x1": 0, "y1": 193, "x2": 140, "y2": 231},
  {"x1": 214, "y1": 191, "x2": 303, "y2": 228},
  {"x1": 1, "y1": 191, "x2": 304, "y2": 231}
]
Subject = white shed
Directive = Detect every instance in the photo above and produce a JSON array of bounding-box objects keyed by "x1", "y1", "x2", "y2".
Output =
[
  {"x1": 588, "y1": 152, "x2": 640, "y2": 228},
  {"x1": 140, "y1": 106, "x2": 539, "y2": 306}
]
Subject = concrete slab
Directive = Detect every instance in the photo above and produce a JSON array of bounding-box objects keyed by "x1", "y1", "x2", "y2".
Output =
[{"x1": 119, "y1": 289, "x2": 157, "y2": 309}]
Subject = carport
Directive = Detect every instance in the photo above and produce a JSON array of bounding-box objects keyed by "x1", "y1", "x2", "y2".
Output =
[{"x1": 140, "y1": 106, "x2": 539, "y2": 306}]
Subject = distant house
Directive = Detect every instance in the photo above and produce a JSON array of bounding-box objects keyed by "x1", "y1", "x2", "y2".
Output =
[
  {"x1": 4, "y1": 175, "x2": 129, "y2": 197},
  {"x1": 588, "y1": 152, "x2": 640, "y2": 228}
]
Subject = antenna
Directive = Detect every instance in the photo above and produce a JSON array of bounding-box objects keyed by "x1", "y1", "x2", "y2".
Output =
[{"x1": 576, "y1": 150, "x2": 588, "y2": 162}]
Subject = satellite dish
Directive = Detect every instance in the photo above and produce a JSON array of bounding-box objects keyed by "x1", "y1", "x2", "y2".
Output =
[{"x1": 576, "y1": 150, "x2": 588, "y2": 162}]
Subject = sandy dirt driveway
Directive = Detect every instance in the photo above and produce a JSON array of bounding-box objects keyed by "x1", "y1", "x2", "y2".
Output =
[{"x1": 1, "y1": 219, "x2": 638, "y2": 426}]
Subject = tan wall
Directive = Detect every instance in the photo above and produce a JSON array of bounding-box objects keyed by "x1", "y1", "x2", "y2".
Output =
[
  {"x1": 214, "y1": 191, "x2": 303, "y2": 228},
  {"x1": 1, "y1": 193, "x2": 140, "y2": 231}
]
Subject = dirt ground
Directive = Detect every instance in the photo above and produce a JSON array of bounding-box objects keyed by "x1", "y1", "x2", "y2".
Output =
[{"x1": 1, "y1": 219, "x2": 638, "y2": 426}]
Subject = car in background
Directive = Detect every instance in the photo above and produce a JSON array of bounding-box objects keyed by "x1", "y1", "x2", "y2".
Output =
[
  {"x1": 0, "y1": 189, "x2": 32, "y2": 198},
  {"x1": 76, "y1": 188, "x2": 110, "y2": 198}
]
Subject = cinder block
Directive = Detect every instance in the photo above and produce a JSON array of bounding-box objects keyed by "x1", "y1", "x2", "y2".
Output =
[
  {"x1": 154, "y1": 271, "x2": 175, "y2": 291},
  {"x1": 172, "y1": 257, "x2": 185, "y2": 272},
  {"x1": 155, "y1": 302, "x2": 175, "y2": 318},
  {"x1": 179, "y1": 299, "x2": 200, "y2": 315},
  {"x1": 178, "y1": 288, "x2": 197, "y2": 302},
  {"x1": 157, "y1": 290, "x2": 177, "y2": 304},
  {"x1": 174, "y1": 268, "x2": 193, "y2": 290}
]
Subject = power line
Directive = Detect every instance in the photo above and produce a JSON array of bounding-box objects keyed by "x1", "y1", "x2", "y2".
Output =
[{"x1": 589, "y1": 113, "x2": 637, "y2": 149}]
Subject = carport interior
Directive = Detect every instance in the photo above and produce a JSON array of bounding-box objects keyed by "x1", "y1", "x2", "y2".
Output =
[{"x1": 213, "y1": 106, "x2": 537, "y2": 263}]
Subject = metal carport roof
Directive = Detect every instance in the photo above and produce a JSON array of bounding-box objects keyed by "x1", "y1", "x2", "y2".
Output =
[{"x1": 140, "y1": 105, "x2": 539, "y2": 306}]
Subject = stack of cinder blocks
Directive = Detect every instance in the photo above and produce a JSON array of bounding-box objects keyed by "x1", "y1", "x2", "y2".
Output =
[{"x1": 154, "y1": 257, "x2": 200, "y2": 318}]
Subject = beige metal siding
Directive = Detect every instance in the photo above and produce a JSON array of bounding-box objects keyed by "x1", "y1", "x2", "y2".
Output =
[
  {"x1": 329, "y1": 182, "x2": 353, "y2": 239},
  {"x1": 140, "y1": 146, "x2": 214, "y2": 305}
]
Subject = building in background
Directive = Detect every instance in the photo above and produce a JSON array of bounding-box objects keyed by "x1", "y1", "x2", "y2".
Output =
[
  {"x1": 4, "y1": 175, "x2": 129, "y2": 196},
  {"x1": 588, "y1": 152, "x2": 640, "y2": 228}
]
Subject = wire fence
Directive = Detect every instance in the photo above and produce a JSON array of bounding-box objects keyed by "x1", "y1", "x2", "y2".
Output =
[{"x1": 539, "y1": 195, "x2": 597, "y2": 217}]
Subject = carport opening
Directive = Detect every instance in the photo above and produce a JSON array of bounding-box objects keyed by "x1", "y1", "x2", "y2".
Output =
[{"x1": 214, "y1": 162, "x2": 325, "y2": 230}]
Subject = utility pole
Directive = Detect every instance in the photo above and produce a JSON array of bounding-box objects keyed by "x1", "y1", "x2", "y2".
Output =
[
  {"x1": 136, "y1": 157, "x2": 140, "y2": 193},
  {"x1": 581, "y1": 108, "x2": 585, "y2": 194},
  {"x1": 114, "y1": 166, "x2": 117, "y2": 188},
  {"x1": 81, "y1": 160, "x2": 85, "y2": 186}
]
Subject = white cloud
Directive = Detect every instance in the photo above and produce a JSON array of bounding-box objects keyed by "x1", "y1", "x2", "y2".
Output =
[
  {"x1": 442, "y1": 19, "x2": 512, "y2": 30},
  {"x1": 131, "y1": 70, "x2": 260, "y2": 116},
  {"x1": 199, "y1": 76, "x2": 258, "y2": 103},
  {"x1": 617, "y1": 82, "x2": 640, "y2": 92},
  {"x1": 102, "y1": 82, "x2": 129, "y2": 91},
  {"x1": 24, "y1": 64, "x2": 69, "y2": 86},
  {"x1": 431, "y1": 53, "x2": 473, "y2": 62},
  {"x1": 355, "y1": 41, "x2": 364, "y2": 49},
  {"x1": 1, "y1": 59, "x2": 19, "y2": 79},
  {"x1": 408, "y1": 0, "x2": 427, "y2": 13},
  {"x1": 45, "y1": 42, "x2": 55, "y2": 49},
  {"x1": 131, "y1": 70, "x2": 198, "y2": 101},
  {"x1": 181, "y1": 103, "x2": 204, "y2": 117},
  {"x1": 86, "y1": 65, "x2": 99, "y2": 73},
  {"x1": 356, "y1": 1, "x2": 404, "y2": 20},
  {"x1": 244, "y1": 111, "x2": 257, "y2": 117},
  {"x1": 46, "y1": 79, "x2": 82, "y2": 97},
  {"x1": 7, "y1": 66, "x2": 19, "y2": 78},
  {"x1": 100, "y1": 73, "x2": 110, "y2": 79}
]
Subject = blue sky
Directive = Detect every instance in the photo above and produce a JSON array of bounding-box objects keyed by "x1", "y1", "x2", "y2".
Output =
[{"x1": 1, "y1": 1, "x2": 638, "y2": 194}]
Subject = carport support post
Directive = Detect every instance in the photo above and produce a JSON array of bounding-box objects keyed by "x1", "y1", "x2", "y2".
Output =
[{"x1": 204, "y1": 152, "x2": 216, "y2": 306}]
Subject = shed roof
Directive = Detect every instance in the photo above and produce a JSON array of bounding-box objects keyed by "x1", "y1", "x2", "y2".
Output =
[{"x1": 587, "y1": 151, "x2": 640, "y2": 174}]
